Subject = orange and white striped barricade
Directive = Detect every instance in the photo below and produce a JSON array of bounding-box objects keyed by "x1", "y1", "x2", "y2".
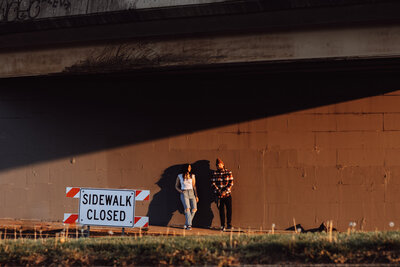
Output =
[
  {"x1": 63, "y1": 214, "x2": 149, "y2": 228},
  {"x1": 64, "y1": 187, "x2": 150, "y2": 230},
  {"x1": 63, "y1": 213, "x2": 79, "y2": 224},
  {"x1": 66, "y1": 187, "x2": 81, "y2": 198}
]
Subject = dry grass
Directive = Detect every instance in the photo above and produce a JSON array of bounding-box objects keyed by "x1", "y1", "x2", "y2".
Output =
[{"x1": 0, "y1": 231, "x2": 400, "y2": 265}]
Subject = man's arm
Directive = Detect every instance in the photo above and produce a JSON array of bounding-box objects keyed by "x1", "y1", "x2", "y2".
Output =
[
  {"x1": 222, "y1": 171, "x2": 234, "y2": 195},
  {"x1": 211, "y1": 172, "x2": 220, "y2": 194}
]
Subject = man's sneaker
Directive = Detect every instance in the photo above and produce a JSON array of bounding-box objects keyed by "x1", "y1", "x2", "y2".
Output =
[
  {"x1": 226, "y1": 226, "x2": 234, "y2": 231},
  {"x1": 184, "y1": 225, "x2": 187, "y2": 230},
  {"x1": 220, "y1": 226, "x2": 225, "y2": 231},
  {"x1": 187, "y1": 226, "x2": 192, "y2": 230}
]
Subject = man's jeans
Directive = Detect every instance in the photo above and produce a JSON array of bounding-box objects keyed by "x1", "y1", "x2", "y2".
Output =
[{"x1": 219, "y1": 195, "x2": 232, "y2": 228}]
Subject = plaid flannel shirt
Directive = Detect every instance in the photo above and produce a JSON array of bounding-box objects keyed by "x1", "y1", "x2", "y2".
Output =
[{"x1": 211, "y1": 168, "x2": 234, "y2": 198}]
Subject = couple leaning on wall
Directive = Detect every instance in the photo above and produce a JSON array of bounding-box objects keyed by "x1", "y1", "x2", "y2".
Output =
[{"x1": 175, "y1": 158, "x2": 234, "y2": 231}]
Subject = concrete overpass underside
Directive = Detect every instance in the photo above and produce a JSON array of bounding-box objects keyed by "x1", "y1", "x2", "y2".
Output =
[{"x1": 0, "y1": 0, "x2": 400, "y2": 231}]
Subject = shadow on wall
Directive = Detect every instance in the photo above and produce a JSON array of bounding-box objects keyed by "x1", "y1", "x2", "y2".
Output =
[
  {"x1": 147, "y1": 160, "x2": 215, "y2": 227},
  {"x1": 0, "y1": 66, "x2": 397, "y2": 172}
]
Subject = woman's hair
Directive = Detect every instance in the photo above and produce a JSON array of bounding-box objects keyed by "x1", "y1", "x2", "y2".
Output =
[{"x1": 181, "y1": 164, "x2": 192, "y2": 179}]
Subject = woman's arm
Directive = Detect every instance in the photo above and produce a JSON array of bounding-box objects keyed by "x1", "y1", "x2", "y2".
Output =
[
  {"x1": 175, "y1": 177, "x2": 182, "y2": 193},
  {"x1": 192, "y1": 176, "x2": 199, "y2": 202}
]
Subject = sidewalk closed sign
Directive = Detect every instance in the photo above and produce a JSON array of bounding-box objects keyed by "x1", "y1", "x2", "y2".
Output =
[{"x1": 79, "y1": 188, "x2": 135, "y2": 227}]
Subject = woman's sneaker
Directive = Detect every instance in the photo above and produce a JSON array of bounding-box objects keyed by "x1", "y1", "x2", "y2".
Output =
[
  {"x1": 187, "y1": 226, "x2": 192, "y2": 230},
  {"x1": 184, "y1": 225, "x2": 187, "y2": 230}
]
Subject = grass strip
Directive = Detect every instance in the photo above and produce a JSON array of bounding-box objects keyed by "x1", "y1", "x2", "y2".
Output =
[{"x1": 1, "y1": 231, "x2": 400, "y2": 265}]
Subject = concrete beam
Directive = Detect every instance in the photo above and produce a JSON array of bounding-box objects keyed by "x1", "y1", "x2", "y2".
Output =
[
  {"x1": 0, "y1": 0, "x2": 232, "y2": 22},
  {"x1": 1, "y1": 0, "x2": 400, "y2": 38},
  {"x1": 2, "y1": 24, "x2": 400, "y2": 78}
]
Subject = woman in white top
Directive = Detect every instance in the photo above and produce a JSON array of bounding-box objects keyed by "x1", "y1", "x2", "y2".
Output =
[{"x1": 175, "y1": 164, "x2": 199, "y2": 230}]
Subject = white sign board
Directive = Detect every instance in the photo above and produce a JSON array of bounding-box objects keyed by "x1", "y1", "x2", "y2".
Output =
[{"x1": 79, "y1": 188, "x2": 135, "y2": 227}]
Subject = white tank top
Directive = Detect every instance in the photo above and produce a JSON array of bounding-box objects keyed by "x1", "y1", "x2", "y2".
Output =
[{"x1": 179, "y1": 174, "x2": 194, "y2": 190}]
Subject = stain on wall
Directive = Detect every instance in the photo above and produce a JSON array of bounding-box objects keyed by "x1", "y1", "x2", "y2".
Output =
[{"x1": 0, "y1": 69, "x2": 398, "y2": 231}]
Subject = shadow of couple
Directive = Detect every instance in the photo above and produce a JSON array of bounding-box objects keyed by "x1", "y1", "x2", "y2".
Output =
[{"x1": 147, "y1": 160, "x2": 216, "y2": 228}]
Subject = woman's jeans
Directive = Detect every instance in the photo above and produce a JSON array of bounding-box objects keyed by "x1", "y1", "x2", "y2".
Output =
[{"x1": 180, "y1": 189, "x2": 197, "y2": 226}]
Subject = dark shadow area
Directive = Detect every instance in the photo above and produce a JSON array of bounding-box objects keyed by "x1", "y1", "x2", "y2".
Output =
[
  {"x1": 191, "y1": 160, "x2": 214, "y2": 228},
  {"x1": 0, "y1": 61, "x2": 398, "y2": 172},
  {"x1": 147, "y1": 164, "x2": 183, "y2": 226},
  {"x1": 286, "y1": 222, "x2": 338, "y2": 233},
  {"x1": 147, "y1": 160, "x2": 214, "y2": 227}
]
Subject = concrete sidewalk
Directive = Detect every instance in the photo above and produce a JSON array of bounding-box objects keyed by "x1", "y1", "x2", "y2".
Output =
[
  {"x1": 0, "y1": 219, "x2": 292, "y2": 237},
  {"x1": 87, "y1": 224, "x2": 293, "y2": 237}
]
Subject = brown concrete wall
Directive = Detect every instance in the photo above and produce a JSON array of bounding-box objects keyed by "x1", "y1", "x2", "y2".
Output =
[{"x1": 0, "y1": 70, "x2": 398, "y2": 231}]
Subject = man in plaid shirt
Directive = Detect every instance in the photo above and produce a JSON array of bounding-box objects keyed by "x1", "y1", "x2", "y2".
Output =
[{"x1": 211, "y1": 158, "x2": 234, "y2": 231}]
